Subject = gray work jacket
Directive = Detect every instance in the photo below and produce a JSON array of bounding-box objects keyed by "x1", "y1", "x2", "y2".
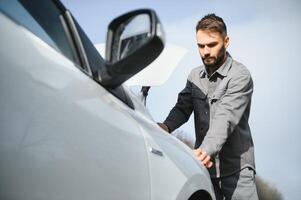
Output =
[{"x1": 164, "y1": 54, "x2": 255, "y2": 178}]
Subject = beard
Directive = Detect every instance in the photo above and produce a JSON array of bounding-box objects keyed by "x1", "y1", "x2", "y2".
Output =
[{"x1": 202, "y1": 46, "x2": 227, "y2": 69}]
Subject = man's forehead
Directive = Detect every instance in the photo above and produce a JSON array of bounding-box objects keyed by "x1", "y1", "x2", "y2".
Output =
[{"x1": 196, "y1": 30, "x2": 223, "y2": 43}]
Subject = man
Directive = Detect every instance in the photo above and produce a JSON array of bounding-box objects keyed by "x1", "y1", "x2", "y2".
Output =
[{"x1": 158, "y1": 14, "x2": 258, "y2": 199}]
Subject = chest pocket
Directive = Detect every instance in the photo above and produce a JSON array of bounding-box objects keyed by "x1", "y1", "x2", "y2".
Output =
[
  {"x1": 210, "y1": 89, "x2": 226, "y2": 103},
  {"x1": 210, "y1": 77, "x2": 229, "y2": 103},
  {"x1": 209, "y1": 89, "x2": 226, "y2": 119}
]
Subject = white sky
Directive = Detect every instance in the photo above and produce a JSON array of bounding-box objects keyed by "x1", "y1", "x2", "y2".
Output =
[{"x1": 63, "y1": 0, "x2": 301, "y2": 198}]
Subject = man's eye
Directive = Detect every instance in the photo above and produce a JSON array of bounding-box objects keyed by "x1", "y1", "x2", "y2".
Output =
[
  {"x1": 208, "y1": 43, "x2": 217, "y2": 48},
  {"x1": 198, "y1": 44, "x2": 205, "y2": 48}
]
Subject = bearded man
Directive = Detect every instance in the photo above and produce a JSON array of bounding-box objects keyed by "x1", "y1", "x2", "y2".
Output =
[{"x1": 158, "y1": 14, "x2": 258, "y2": 200}]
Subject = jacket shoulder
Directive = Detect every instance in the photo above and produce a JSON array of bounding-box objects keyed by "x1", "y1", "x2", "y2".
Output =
[
  {"x1": 188, "y1": 65, "x2": 204, "y2": 82},
  {"x1": 230, "y1": 60, "x2": 252, "y2": 77}
]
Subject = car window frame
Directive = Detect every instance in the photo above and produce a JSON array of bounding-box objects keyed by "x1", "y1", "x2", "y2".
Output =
[{"x1": 54, "y1": 0, "x2": 135, "y2": 109}]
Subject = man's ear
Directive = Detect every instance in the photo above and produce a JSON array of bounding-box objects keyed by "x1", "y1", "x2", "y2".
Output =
[{"x1": 224, "y1": 36, "x2": 229, "y2": 48}]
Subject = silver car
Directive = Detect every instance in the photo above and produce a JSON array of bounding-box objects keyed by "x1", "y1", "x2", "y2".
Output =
[{"x1": 0, "y1": 0, "x2": 215, "y2": 199}]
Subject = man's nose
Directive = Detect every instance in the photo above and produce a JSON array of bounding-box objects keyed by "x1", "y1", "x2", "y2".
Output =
[{"x1": 204, "y1": 46, "x2": 210, "y2": 56}]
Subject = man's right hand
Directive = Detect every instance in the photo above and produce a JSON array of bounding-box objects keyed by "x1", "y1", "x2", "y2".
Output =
[{"x1": 157, "y1": 123, "x2": 170, "y2": 133}]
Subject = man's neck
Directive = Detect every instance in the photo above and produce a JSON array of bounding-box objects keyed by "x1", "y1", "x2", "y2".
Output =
[{"x1": 206, "y1": 65, "x2": 219, "y2": 76}]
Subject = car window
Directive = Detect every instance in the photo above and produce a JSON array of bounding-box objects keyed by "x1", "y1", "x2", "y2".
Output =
[
  {"x1": 72, "y1": 18, "x2": 135, "y2": 109},
  {"x1": 72, "y1": 18, "x2": 106, "y2": 78},
  {"x1": 0, "y1": 0, "x2": 80, "y2": 66}
]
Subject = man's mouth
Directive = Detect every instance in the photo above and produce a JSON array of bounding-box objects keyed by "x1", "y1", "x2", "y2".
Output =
[{"x1": 204, "y1": 57, "x2": 216, "y2": 63}]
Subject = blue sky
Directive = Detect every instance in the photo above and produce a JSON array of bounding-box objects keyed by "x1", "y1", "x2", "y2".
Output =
[{"x1": 62, "y1": 0, "x2": 301, "y2": 199}]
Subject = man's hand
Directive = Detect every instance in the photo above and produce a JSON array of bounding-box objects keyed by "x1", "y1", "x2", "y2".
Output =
[
  {"x1": 157, "y1": 123, "x2": 170, "y2": 133},
  {"x1": 193, "y1": 148, "x2": 213, "y2": 168}
]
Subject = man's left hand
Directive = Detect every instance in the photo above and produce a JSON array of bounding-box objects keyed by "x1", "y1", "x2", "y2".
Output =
[{"x1": 193, "y1": 148, "x2": 213, "y2": 168}]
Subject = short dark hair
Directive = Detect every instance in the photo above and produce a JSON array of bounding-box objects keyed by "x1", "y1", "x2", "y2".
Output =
[{"x1": 196, "y1": 13, "x2": 227, "y2": 37}]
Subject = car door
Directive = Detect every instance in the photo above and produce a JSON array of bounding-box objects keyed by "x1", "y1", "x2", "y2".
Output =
[{"x1": 0, "y1": 0, "x2": 150, "y2": 199}]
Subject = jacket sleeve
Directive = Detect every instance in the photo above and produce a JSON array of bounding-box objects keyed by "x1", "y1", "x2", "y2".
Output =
[
  {"x1": 163, "y1": 80, "x2": 193, "y2": 132},
  {"x1": 200, "y1": 73, "x2": 253, "y2": 157}
]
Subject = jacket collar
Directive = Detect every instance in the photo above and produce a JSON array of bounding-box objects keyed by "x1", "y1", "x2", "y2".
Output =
[{"x1": 200, "y1": 52, "x2": 232, "y2": 78}]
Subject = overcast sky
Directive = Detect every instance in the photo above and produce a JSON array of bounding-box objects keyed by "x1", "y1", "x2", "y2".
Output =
[{"x1": 62, "y1": 0, "x2": 301, "y2": 199}]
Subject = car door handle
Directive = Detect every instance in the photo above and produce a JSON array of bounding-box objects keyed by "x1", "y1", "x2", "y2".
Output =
[{"x1": 149, "y1": 147, "x2": 163, "y2": 157}]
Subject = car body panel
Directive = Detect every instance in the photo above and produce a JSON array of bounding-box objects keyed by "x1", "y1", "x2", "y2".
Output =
[
  {"x1": 0, "y1": 14, "x2": 150, "y2": 200},
  {"x1": 127, "y1": 107, "x2": 215, "y2": 199},
  {"x1": 0, "y1": 2, "x2": 215, "y2": 199}
]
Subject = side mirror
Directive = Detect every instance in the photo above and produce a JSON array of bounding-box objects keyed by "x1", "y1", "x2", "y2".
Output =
[{"x1": 100, "y1": 9, "x2": 165, "y2": 88}]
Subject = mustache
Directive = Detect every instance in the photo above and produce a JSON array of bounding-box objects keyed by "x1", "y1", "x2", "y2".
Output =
[
  {"x1": 204, "y1": 56, "x2": 215, "y2": 59},
  {"x1": 202, "y1": 56, "x2": 216, "y2": 61}
]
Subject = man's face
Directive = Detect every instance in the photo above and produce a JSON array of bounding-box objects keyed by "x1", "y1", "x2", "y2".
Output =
[{"x1": 196, "y1": 30, "x2": 229, "y2": 68}]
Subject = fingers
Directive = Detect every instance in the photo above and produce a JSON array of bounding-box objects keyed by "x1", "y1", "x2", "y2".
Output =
[
  {"x1": 202, "y1": 154, "x2": 211, "y2": 165},
  {"x1": 194, "y1": 148, "x2": 205, "y2": 160},
  {"x1": 206, "y1": 161, "x2": 213, "y2": 168},
  {"x1": 202, "y1": 155, "x2": 213, "y2": 168},
  {"x1": 199, "y1": 151, "x2": 207, "y2": 161},
  {"x1": 193, "y1": 148, "x2": 213, "y2": 168},
  {"x1": 157, "y1": 123, "x2": 169, "y2": 133},
  {"x1": 193, "y1": 148, "x2": 202, "y2": 157},
  {"x1": 194, "y1": 148, "x2": 206, "y2": 161}
]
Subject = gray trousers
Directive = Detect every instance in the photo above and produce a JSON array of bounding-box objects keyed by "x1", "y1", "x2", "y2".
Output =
[{"x1": 211, "y1": 167, "x2": 258, "y2": 200}]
